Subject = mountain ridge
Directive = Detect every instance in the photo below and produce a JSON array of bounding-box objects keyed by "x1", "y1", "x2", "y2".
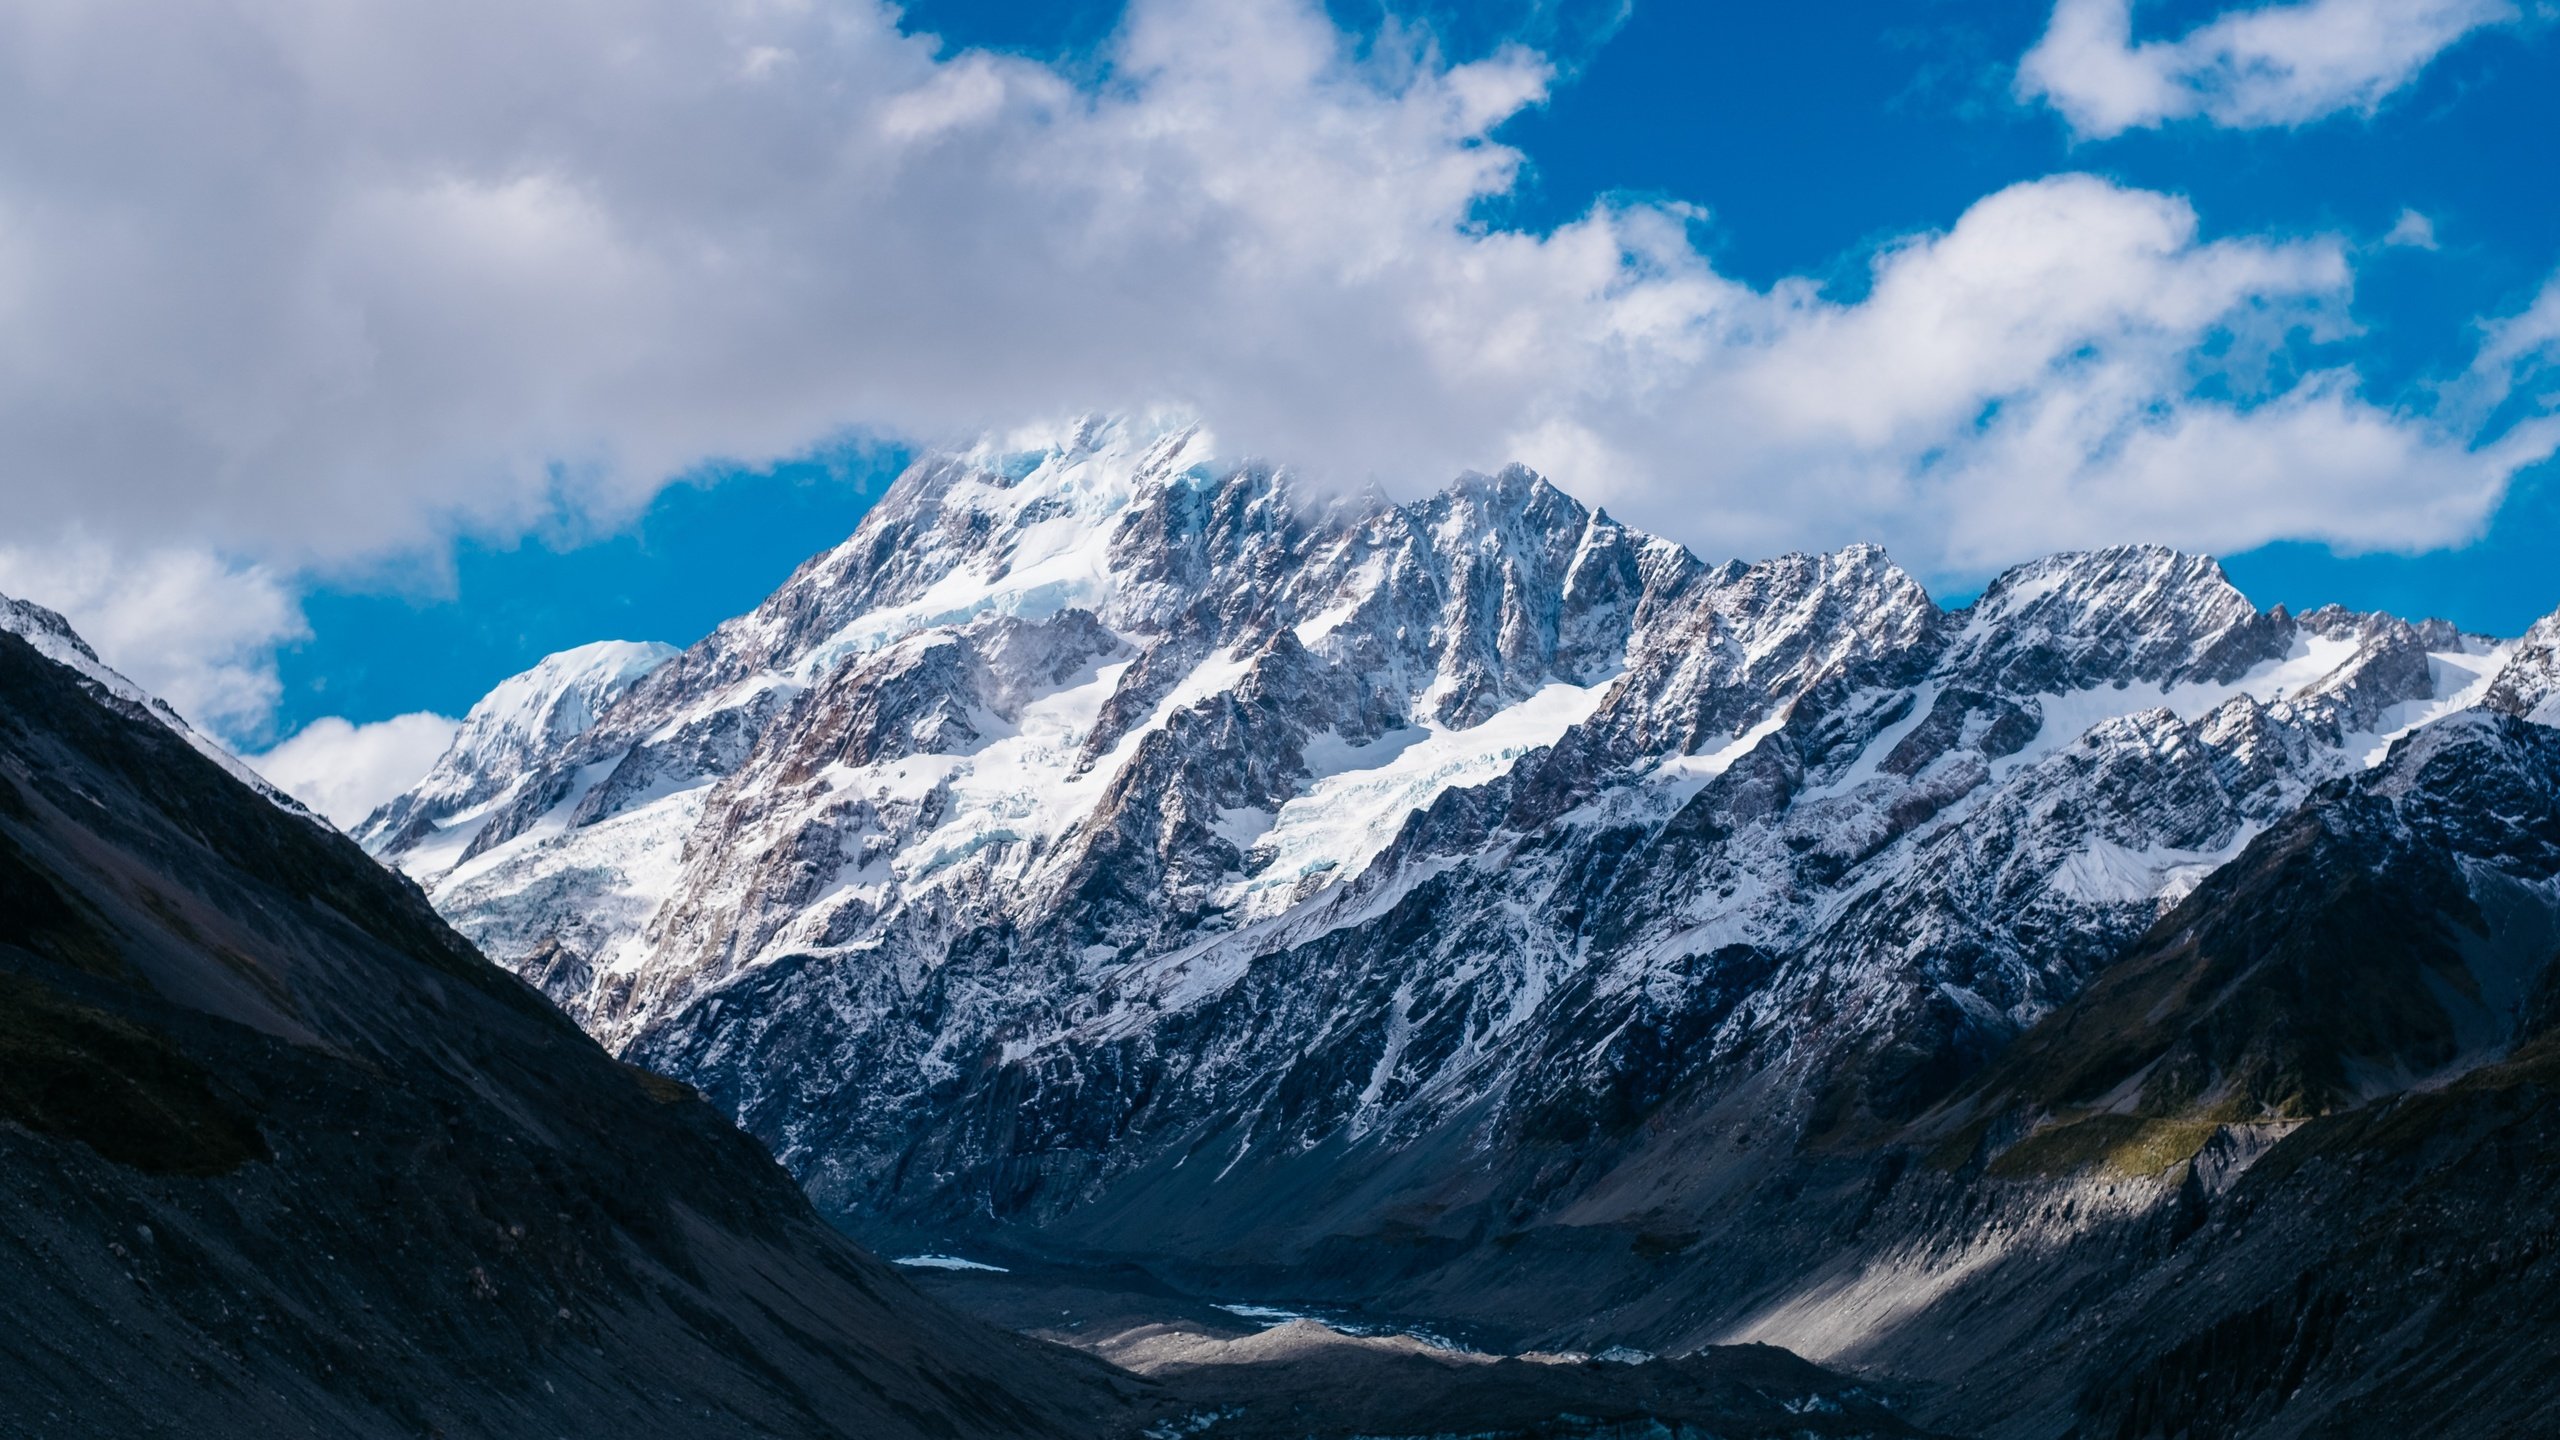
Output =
[
  {"x1": 356, "y1": 417, "x2": 2560, "y2": 1434},
  {"x1": 362, "y1": 421, "x2": 2539, "y2": 1212}
]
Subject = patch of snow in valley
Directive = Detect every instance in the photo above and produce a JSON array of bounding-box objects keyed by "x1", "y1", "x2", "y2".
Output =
[
  {"x1": 1999, "y1": 632, "x2": 2363, "y2": 778},
  {"x1": 1799, "y1": 682, "x2": 1942, "y2": 802},
  {"x1": 1212, "y1": 1303, "x2": 1476, "y2": 1353},
  {"x1": 385, "y1": 792, "x2": 509, "y2": 881},
  {"x1": 2048, "y1": 835, "x2": 2246, "y2": 906},
  {"x1": 893, "y1": 655, "x2": 1137, "y2": 880},
  {"x1": 1647, "y1": 711, "x2": 1790, "y2": 800},
  {"x1": 892, "y1": 1254, "x2": 1010, "y2": 1273}
]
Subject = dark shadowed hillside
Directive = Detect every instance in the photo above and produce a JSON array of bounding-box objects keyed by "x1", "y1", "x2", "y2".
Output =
[{"x1": 0, "y1": 622, "x2": 1143, "y2": 1439}]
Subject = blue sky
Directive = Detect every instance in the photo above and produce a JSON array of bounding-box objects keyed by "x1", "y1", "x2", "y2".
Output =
[
  {"x1": 260, "y1": 0, "x2": 2560, "y2": 741},
  {"x1": 0, "y1": 0, "x2": 2553, "y2": 819},
  {"x1": 275, "y1": 445, "x2": 908, "y2": 731}
]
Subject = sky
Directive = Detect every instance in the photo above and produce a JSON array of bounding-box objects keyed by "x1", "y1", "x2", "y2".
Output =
[{"x1": 0, "y1": 0, "x2": 2553, "y2": 823}]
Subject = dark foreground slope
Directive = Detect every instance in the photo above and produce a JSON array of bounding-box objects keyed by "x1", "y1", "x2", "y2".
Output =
[{"x1": 0, "y1": 626, "x2": 1142, "y2": 1439}]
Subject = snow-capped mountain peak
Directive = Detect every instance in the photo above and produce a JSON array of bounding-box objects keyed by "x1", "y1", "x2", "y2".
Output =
[
  {"x1": 352, "y1": 637, "x2": 679, "y2": 869},
  {"x1": 2484, "y1": 610, "x2": 2560, "y2": 724},
  {"x1": 1951, "y1": 544, "x2": 2275, "y2": 691},
  {"x1": 357, "y1": 436, "x2": 2560, "y2": 1269}
]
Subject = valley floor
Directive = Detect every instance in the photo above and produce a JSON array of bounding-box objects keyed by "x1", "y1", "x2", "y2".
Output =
[{"x1": 902, "y1": 1253, "x2": 1949, "y2": 1440}]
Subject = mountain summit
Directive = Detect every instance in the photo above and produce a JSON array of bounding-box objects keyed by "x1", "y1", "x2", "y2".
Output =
[{"x1": 360, "y1": 418, "x2": 2560, "y2": 1432}]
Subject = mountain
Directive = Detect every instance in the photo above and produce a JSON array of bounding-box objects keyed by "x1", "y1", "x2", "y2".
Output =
[
  {"x1": 1941, "y1": 710, "x2": 2560, "y2": 1148},
  {"x1": 354, "y1": 637, "x2": 680, "y2": 866},
  {"x1": 362, "y1": 417, "x2": 2560, "y2": 1430},
  {"x1": 1770, "y1": 712, "x2": 2560, "y2": 1437},
  {"x1": 2484, "y1": 610, "x2": 2560, "y2": 723},
  {"x1": 0, "y1": 601, "x2": 1143, "y2": 1438}
]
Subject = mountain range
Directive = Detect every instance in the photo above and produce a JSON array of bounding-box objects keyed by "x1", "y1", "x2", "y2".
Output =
[
  {"x1": 0, "y1": 540, "x2": 1968, "y2": 1438},
  {"x1": 352, "y1": 417, "x2": 2560, "y2": 1436}
]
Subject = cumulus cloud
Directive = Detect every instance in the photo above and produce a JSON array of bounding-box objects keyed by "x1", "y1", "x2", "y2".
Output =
[
  {"x1": 0, "y1": 542, "x2": 306, "y2": 738},
  {"x1": 249, "y1": 713, "x2": 460, "y2": 829},
  {"x1": 1, "y1": 0, "x2": 2555, "y2": 728},
  {"x1": 1485, "y1": 175, "x2": 2560, "y2": 567},
  {"x1": 0, "y1": 0, "x2": 1557, "y2": 561},
  {"x1": 2018, "y1": 0, "x2": 2518, "y2": 138}
]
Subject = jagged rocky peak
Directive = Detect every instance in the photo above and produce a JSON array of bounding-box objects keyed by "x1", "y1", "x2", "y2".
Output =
[
  {"x1": 1399, "y1": 467, "x2": 1596, "y2": 723},
  {"x1": 354, "y1": 637, "x2": 678, "y2": 862},
  {"x1": 1929, "y1": 547, "x2": 2507, "y2": 749},
  {"x1": 2485, "y1": 607, "x2": 2560, "y2": 723},
  {"x1": 1567, "y1": 542, "x2": 1937, "y2": 768},
  {"x1": 1701, "y1": 541, "x2": 1938, "y2": 679},
  {"x1": 812, "y1": 420, "x2": 1215, "y2": 652},
  {"x1": 1948, "y1": 544, "x2": 2284, "y2": 691}
]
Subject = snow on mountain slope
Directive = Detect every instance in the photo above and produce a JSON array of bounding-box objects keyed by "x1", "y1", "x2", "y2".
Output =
[
  {"x1": 2486, "y1": 611, "x2": 2560, "y2": 724},
  {"x1": 353, "y1": 638, "x2": 679, "y2": 875},
  {"x1": 362, "y1": 416, "x2": 2555, "y2": 1265},
  {"x1": 1234, "y1": 677, "x2": 1612, "y2": 922}
]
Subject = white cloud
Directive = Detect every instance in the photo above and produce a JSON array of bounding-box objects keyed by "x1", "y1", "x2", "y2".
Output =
[
  {"x1": 0, "y1": 0, "x2": 2553, "y2": 728},
  {"x1": 2385, "y1": 208, "x2": 2441, "y2": 249},
  {"x1": 1482, "y1": 175, "x2": 2557, "y2": 568},
  {"x1": 0, "y1": 542, "x2": 306, "y2": 738},
  {"x1": 2467, "y1": 271, "x2": 2560, "y2": 417},
  {"x1": 2019, "y1": 0, "x2": 2517, "y2": 138},
  {"x1": 249, "y1": 712, "x2": 459, "y2": 828}
]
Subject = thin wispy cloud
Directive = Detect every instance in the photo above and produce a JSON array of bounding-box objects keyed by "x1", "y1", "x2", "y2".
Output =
[
  {"x1": 2018, "y1": 0, "x2": 2518, "y2": 137},
  {"x1": 2385, "y1": 208, "x2": 2443, "y2": 248}
]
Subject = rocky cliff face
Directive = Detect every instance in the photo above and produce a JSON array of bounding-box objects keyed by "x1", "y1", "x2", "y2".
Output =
[
  {"x1": 365, "y1": 419, "x2": 2529, "y2": 1258},
  {"x1": 2484, "y1": 610, "x2": 2560, "y2": 723}
]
